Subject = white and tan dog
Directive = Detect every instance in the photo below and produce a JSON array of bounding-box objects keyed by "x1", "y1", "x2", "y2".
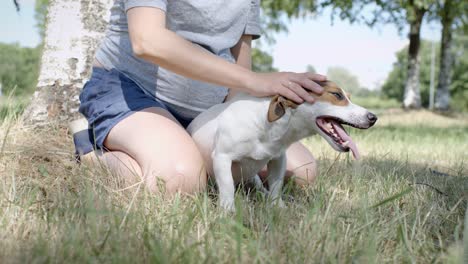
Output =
[{"x1": 187, "y1": 81, "x2": 377, "y2": 211}]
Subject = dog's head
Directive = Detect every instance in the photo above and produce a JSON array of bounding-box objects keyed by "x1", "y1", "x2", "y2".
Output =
[{"x1": 268, "y1": 80, "x2": 377, "y2": 159}]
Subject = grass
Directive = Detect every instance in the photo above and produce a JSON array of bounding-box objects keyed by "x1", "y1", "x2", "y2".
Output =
[
  {"x1": 0, "y1": 96, "x2": 30, "y2": 122},
  {"x1": 351, "y1": 96, "x2": 400, "y2": 110},
  {"x1": 0, "y1": 105, "x2": 466, "y2": 263}
]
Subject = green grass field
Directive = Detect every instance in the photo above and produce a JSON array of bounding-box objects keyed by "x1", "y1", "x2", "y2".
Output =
[
  {"x1": 0, "y1": 96, "x2": 30, "y2": 122},
  {"x1": 0, "y1": 105, "x2": 466, "y2": 263}
]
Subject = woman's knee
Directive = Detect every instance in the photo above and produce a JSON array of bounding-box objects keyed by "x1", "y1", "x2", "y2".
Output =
[
  {"x1": 142, "y1": 151, "x2": 208, "y2": 195},
  {"x1": 285, "y1": 142, "x2": 318, "y2": 186},
  {"x1": 104, "y1": 107, "x2": 208, "y2": 194},
  {"x1": 286, "y1": 160, "x2": 318, "y2": 186}
]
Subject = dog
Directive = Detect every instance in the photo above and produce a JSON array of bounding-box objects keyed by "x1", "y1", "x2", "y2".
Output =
[{"x1": 187, "y1": 81, "x2": 377, "y2": 211}]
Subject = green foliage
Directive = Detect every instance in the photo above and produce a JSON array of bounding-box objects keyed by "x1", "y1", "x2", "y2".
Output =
[
  {"x1": 0, "y1": 96, "x2": 30, "y2": 122},
  {"x1": 259, "y1": 0, "x2": 319, "y2": 44},
  {"x1": 382, "y1": 40, "x2": 440, "y2": 107},
  {"x1": 252, "y1": 48, "x2": 278, "y2": 72},
  {"x1": 325, "y1": 66, "x2": 381, "y2": 98},
  {"x1": 261, "y1": 0, "x2": 319, "y2": 18},
  {"x1": 381, "y1": 49, "x2": 407, "y2": 101},
  {"x1": 0, "y1": 43, "x2": 41, "y2": 97},
  {"x1": 326, "y1": 66, "x2": 360, "y2": 92},
  {"x1": 35, "y1": 0, "x2": 49, "y2": 40},
  {"x1": 351, "y1": 96, "x2": 400, "y2": 110},
  {"x1": 382, "y1": 37, "x2": 468, "y2": 110},
  {"x1": 433, "y1": 0, "x2": 467, "y2": 28},
  {"x1": 450, "y1": 35, "x2": 468, "y2": 111},
  {"x1": 322, "y1": 0, "x2": 436, "y2": 29},
  {"x1": 306, "y1": 64, "x2": 317, "y2": 73}
]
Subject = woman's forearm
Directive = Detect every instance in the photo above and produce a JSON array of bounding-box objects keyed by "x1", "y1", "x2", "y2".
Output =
[
  {"x1": 224, "y1": 35, "x2": 253, "y2": 101},
  {"x1": 128, "y1": 7, "x2": 256, "y2": 93}
]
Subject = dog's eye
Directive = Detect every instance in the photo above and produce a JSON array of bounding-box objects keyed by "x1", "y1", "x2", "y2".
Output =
[{"x1": 330, "y1": 92, "x2": 344, "y2": 100}]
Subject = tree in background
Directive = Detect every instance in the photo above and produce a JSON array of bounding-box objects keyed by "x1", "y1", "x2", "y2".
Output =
[
  {"x1": 254, "y1": 1, "x2": 322, "y2": 74},
  {"x1": 306, "y1": 65, "x2": 317, "y2": 74},
  {"x1": 35, "y1": 0, "x2": 49, "y2": 41},
  {"x1": 13, "y1": 0, "x2": 19, "y2": 11},
  {"x1": 2, "y1": 0, "x2": 49, "y2": 98},
  {"x1": 252, "y1": 1, "x2": 320, "y2": 74},
  {"x1": 400, "y1": 0, "x2": 434, "y2": 109},
  {"x1": 14, "y1": 0, "x2": 468, "y2": 125},
  {"x1": 382, "y1": 37, "x2": 467, "y2": 110},
  {"x1": 326, "y1": 66, "x2": 360, "y2": 93},
  {"x1": 252, "y1": 48, "x2": 278, "y2": 72},
  {"x1": 14, "y1": 0, "x2": 282, "y2": 124},
  {"x1": 12, "y1": 0, "x2": 49, "y2": 40},
  {"x1": 382, "y1": 41, "x2": 439, "y2": 107},
  {"x1": 322, "y1": 0, "x2": 436, "y2": 109},
  {"x1": 23, "y1": 0, "x2": 113, "y2": 124},
  {"x1": 433, "y1": 0, "x2": 467, "y2": 111},
  {"x1": 0, "y1": 43, "x2": 41, "y2": 96},
  {"x1": 449, "y1": 33, "x2": 468, "y2": 111},
  {"x1": 324, "y1": 0, "x2": 467, "y2": 110}
]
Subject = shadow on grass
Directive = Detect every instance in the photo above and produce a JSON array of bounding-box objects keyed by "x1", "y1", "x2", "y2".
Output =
[
  {"x1": 317, "y1": 155, "x2": 467, "y2": 206},
  {"x1": 0, "y1": 121, "x2": 466, "y2": 263}
]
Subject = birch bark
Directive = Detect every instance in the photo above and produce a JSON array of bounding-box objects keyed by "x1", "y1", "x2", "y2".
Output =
[
  {"x1": 23, "y1": 0, "x2": 113, "y2": 125},
  {"x1": 435, "y1": 1, "x2": 455, "y2": 111},
  {"x1": 403, "y1": 7, "x2": 425, "y2": 109}
]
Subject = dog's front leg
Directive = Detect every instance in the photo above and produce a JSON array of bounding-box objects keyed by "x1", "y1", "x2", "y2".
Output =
[
  {"x1": 266, "y1": 152, "x2": 287, "y2": 208},
  {"x1": 251, "y1": 174, "x2": 268, "y2": 194},
  {"x1": 212, "y1": 152, "x2": 236, "y2": 211}
]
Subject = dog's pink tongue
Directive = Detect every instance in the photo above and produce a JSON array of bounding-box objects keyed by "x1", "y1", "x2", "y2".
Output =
[
  {"x1": 348, "y1": 141, "x2": 360, "y2": 160},
  {"x1": 333, "y1": 123, "x2": 361, "y2": 160}
]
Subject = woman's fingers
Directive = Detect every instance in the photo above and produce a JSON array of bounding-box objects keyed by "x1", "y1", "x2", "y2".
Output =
[
  {"x1": 250, "y1": 71, "x2": 327, "y2": 103},
  {"x1": 278, "y1": 84, "x2": 303, "y2": 103},
  {"x1": 285, "y1": 81, "x2": 315, "y2": 103},
  {"x1": 307, "y1": 72, "x2": 327, "y2": 82},
  {"x1": 290, "y1": 75, "x2": 324, "y2": 95}
]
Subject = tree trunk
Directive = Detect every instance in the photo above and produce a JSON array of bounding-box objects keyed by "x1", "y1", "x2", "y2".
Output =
[
  {"x1": 403, "y1": 7, "x2": 425, "y2": 109},
  {"x1": 435, "y1": 1, "x2": 454, "y2": 111},
  {"x1": 22, "y1": 0, "x2": 113, "y2": 125}
]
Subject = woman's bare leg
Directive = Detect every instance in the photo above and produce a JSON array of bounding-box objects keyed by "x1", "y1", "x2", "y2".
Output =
[
  {"x1": 284, "y1": 142, "x2": 318, "y2": 186},
  {"x1": 101, "y1": 107, "x2": 207, "y2": 195},
  {"x1": 96, "y1": 151, "x2": 142, "y2": 185}
]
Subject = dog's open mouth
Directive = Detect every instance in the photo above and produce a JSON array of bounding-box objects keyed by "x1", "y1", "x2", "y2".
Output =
[{"x1": 316, "y1": 116, "x2": 360, "y2": 159}]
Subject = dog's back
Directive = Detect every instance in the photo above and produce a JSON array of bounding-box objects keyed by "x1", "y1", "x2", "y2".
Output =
[{"x1": 188, "y1": 93, "x2": 284, "y2": 178}]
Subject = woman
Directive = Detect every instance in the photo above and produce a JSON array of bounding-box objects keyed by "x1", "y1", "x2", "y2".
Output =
[{"x1": 77, "y1": 0, "x2": 325, "y2": 194}]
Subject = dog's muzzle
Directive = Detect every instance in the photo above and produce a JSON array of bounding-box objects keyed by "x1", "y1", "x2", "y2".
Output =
[{"x1": 367, "y1": 112, "x2": 378, "y2": 126}]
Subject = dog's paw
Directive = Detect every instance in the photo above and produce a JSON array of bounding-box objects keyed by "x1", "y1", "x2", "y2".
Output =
[
  {"x1": 220, "y1": 199, "x2": 236, "y2": 213},
  {"x1": 270, "y1": 198, "x2": 286, "y2": 208},
  {"x1": 252, "y1": 175, "x2": 268, "y2": 194}
]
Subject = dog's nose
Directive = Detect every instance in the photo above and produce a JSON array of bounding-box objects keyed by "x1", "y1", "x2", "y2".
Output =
[{"x1": 367, "y1": 112, "x2": 378, "y2": 124}]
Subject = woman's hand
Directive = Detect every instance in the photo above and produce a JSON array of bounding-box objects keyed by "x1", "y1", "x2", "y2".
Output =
[{"x1": 247, "y1": 72, "x2": 326, "y2": 103}]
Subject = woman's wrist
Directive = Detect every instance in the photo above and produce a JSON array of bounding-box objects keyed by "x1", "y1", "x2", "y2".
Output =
[{"x1": 239, "y1": 69, "x2": 258, "y2": 94}]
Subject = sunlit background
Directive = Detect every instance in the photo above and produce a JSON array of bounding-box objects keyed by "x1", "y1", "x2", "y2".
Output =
[
  {"x1": 0, "y1": 0, "x2": 466, "y2": 111},
  {"x1": 0, "y1": 2, "x2": 466, "y2": 262}
]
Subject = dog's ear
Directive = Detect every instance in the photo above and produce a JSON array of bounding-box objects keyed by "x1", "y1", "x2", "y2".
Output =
[{"x1": 267, "y1": 95, "x2": 299, "y2": 122}]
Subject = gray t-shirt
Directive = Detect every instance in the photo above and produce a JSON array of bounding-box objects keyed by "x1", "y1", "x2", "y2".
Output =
[{"x1": 95, "y1": 0, "x2": 261, "y2": 119}]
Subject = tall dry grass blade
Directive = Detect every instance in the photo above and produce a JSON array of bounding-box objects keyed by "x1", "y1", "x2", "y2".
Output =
[
  {"x1": 323, "y1": 152, "x2": 342, "y2": 176},
  {"x1": 464, "y1": 205, "x2": 468, "y2": 264},
  {"x1": 0, "y1": 121, "x2": 12, "y2": 161},
  {"x1": 119, "y1": 180, "x2": 143, "y2": 229},
  {"x1": 370, "y1": 186, "x2": 413, "y2": 209}
]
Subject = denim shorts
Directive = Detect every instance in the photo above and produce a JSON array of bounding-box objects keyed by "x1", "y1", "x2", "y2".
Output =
[{"x1": 77, "y1": 67, "x2": 194, "y2": 155}]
